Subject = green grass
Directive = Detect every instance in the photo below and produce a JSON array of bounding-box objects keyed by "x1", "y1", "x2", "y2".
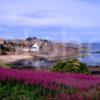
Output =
[
  {"x1": 0, "y1": 81, "x2": 63, "y2": 100},
  {"x1": 0, "y1": 63, "x2": 11, "y2": 68}
]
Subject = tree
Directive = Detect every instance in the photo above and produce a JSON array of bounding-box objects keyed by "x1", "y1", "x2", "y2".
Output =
[
  {"x1": 0, "y1": 45, "x2": 11, "y2": 55},
  {"x1": 26, "y1": 37, "x2": 33, "y2": 41}
]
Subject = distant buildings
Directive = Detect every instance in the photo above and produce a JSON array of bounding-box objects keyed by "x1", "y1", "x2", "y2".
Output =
[
  {"x1": 0, "y1": 37, "x2": 79, "y2": 56},
  {"x1": 30, "y1": 43, "x2": 39, "y2": 52},
  {"x1": 22, "y1": 43, "x2": 40, "y2": 52},
  {"x1": 22, "y1": 48, "x2": 29, "y2": 52},
  {"x1": 15, "y1": 43, "x2": 40, "y2": 55}
]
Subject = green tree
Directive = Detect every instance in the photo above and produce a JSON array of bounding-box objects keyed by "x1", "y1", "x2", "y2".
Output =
[{"x1": 52, "y1": 59, "x2": 90, "y2": 74}]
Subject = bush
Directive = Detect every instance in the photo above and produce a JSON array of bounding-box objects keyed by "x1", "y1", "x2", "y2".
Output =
[
  {"x1": 52, "y1": 59, "x2": 90, "y2": 74},
  {"x1": 1, "y1": 51, "x2": 7, "y2": 55}
]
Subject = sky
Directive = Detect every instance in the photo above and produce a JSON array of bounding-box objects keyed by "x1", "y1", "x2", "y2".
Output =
[{"x1": 0, "y1": 0, "x2": 100, "y2": 43}]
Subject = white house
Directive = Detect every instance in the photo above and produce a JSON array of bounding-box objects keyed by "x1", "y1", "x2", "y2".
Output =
[
  {"x1": 22, "y1": 48, "x2": 29, "y2": 52},
  {"x1": 30, "y1": 43, "x2": 39, "y2": 52}
]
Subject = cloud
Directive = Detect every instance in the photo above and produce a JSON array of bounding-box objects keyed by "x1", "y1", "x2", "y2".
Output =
[
  {"x1": 0, "y1": 0, "x2": 100, "y2": 42},
  {"x1": 20, "y1": 10, "x2": 53, "y2": 19},
  {"x1": 0, "y1": 0, "x2": 100, "y2": 28}
]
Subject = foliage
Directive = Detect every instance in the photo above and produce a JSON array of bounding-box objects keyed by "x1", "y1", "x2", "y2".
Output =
[
  {"x1": 26, "y1": 37, "x2": 37, "y2": 41},
  {"x1": 0, "y1": 81, "x2": 53, "y2": 100},
  {"x1": 0, "y1": 68, "x2": 99, "y2": 99},
  {"x1": 0, "y1": 45, "x2": 12, "y2": 55},
  {"x1": 0, "y1": 63, "x2": 11, "y2": 68},
  {"x1": 0, "y1": 45, "x2": 10, "y2": 51},
  {"x1": 52, "y1": 59, "x2": 90, "y2": 74}
]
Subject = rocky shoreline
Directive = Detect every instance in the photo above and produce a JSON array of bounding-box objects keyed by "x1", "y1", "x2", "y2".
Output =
[{"x1": 0, "y1": 55, "x2": 100, "y2": 75}]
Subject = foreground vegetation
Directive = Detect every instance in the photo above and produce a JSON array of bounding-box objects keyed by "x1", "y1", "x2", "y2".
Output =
[
  {"x1": 0, "y1": 80, "x2": 53, "y2": 100},
  {"x1": 0, "y1": 67, "x2": 100, "y2": 100},
  {"x1": 52, "y1": 59, "x2": 90, "y2": 74}
]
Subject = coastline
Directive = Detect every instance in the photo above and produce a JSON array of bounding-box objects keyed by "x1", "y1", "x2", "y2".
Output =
[
  {"x1": 0, "y1": 55, "x2": 33, "y2": 63},
  {"x1": 0, "y1": 55, "x2": 100, "y2": 73}
]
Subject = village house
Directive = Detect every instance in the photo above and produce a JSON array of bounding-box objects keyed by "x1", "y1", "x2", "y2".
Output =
[
  {"x1": 30, "y1": 43, "x2": 40, "y2": 52},
  {"x1": 22, "y1": 48, "x2": 29, "y2": 52},
  {"x1": 15, "y1": 43, "x2": 40, "y2": 55},
  {"x1": 15, "y1": 47, "x2": 28, "y2": 55}
]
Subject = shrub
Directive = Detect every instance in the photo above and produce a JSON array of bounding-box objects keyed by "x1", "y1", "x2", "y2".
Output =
[{"x1": 52, "y1": 59, "x2": 90, "y2": 74}]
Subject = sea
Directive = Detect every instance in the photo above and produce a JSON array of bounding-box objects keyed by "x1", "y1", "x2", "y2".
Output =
[{"x1": 79, "y1": 43, "x2": 100, "y2": 66}]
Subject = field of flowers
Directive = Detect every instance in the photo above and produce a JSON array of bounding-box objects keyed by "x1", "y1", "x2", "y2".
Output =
[{"x1": 0, "y1": 67, "x2": 100, "y2": 100}]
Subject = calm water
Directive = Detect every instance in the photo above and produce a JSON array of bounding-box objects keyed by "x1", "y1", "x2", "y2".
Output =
[
  {"x1": 23, "y1": 60, "x2": 56, "y2": 68},
  {"x1": 79, "y1": 43, "x2": 100, "y2": 66},
  {"x1": 79, "y1": 53, "x2": 100, "y2": 66}
]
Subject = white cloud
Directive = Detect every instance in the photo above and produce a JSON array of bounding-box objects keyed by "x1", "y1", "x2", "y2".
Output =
[{"x1": 0, "y1": 0, "x2": 100, "y2": 28}]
